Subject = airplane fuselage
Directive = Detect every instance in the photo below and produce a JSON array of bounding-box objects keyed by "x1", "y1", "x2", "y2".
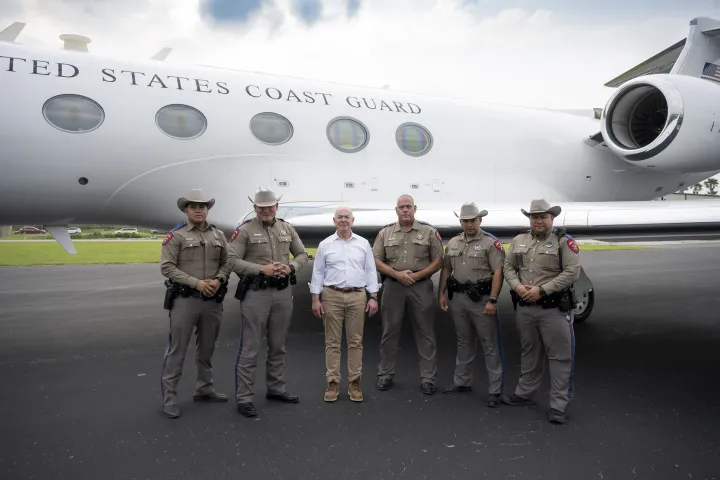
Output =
[{"x1": 0, "y1": 42, "x2": 715, "y2": 233}]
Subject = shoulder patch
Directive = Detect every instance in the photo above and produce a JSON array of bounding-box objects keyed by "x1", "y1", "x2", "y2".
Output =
[
  {"x1": 162, "y1": 222, "x2": 185, "y2": 246},
  {"x1": 566, "y1": 238, "x2": 580, "y2": 254},
  {"x1": 492, "y1": 239, "x2": 505, "y2": 253},
  {"x1": 230, "y1": 226, "x2": 242, "y2": 243}
]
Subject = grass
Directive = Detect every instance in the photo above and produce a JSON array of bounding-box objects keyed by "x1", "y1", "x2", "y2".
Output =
[{"x1": 0, "y1": 240, "x2": 640, "y2": 267}]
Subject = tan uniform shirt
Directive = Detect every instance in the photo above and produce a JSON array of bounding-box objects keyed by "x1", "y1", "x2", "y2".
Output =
[
  {"x1": 503, "y1": 229, "x2": 581, "y2": 295},
  {"x1": 228, "y1": 217, "x2": 309, "y2": 276},
  {"x1": 372, "y1": 220, "x2": 443, "y2": 271},
  {"x1": 160, "y1": 222, "x2": 230, "y2": 288},
  {"x1": 444, "y1": 229, "x2": 505, "y2": 283}
]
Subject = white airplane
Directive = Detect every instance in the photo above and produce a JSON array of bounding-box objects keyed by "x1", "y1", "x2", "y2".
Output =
[{"x1": 2, "y1": 17, "x2": 720, "y2": 322}]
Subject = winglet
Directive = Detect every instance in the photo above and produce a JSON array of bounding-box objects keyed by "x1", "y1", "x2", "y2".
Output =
[
  {"x1": 151, "y1": 47, "x2": 172, "y2": 61},
  {"x1": 0, "y1": 22, "x2": 26, "y2": 42},
  {"x1": 45, "y1": 226, "x2": 77, "y2": 255}
]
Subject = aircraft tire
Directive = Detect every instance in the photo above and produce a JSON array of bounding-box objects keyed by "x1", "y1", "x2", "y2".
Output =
[{"x1": 573, "y1": 289, "x2": 594, "y2": 323}]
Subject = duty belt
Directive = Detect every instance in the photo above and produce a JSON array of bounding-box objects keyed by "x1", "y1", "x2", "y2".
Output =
[{"x1": 510, "y1": 289, "x2": 575, "y2": 312}]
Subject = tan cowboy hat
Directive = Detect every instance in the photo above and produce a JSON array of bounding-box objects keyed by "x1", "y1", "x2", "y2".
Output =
[
  {"x1": 454, "y1": 202, "x2": 488, "y2": 220},
  {"x1": 521, "y1": 199, "x2": 561, "y2": 217},
  {"x1": 249, "y1": 187, "x2": 282, "y2": 207},
  {"x1": 177, "y1": 189, "x2": 215, "y2": 212}
]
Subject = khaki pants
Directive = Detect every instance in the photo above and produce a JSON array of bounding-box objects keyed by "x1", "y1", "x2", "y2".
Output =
[
  {"x1": 160, "y1": 295, "x2": 223, "y2": 407},
  {"x1": 514, "y1": 305, "x2": 576, "y2": 412},
  {"x1": 321, "y1": 288, "x2": 367, "y2": 383}
]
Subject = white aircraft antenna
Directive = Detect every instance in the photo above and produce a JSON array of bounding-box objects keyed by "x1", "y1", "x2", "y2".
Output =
[
  {"x1": 60, "y1": 33, "x2": 91, "y2": 51},
  {"x1": 151, "y1": 47, "x2": 172, "y2": 61},
  {"x1": 0, "y1": 22, "x2": 26, "y2": 42}
]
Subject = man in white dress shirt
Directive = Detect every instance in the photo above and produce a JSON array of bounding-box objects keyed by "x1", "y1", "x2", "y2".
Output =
[{"x1": 310, "y1": 206, "x2": 381, "y2": 402}]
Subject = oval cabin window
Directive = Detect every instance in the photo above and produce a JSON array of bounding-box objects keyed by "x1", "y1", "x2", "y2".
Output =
[
  {"x1": 156, "y1": 104, "x2": 207, "y2": 139},
  {"x1": 327, "y1": 117, "x2": 369, "y2": 153},
  {"x1": 42, "y1": 94, "x2": 105, "y2": 133},
  {"x1": 250, "y1": 112, "x2": 293, "y2": 145},
  {"x1": 396, "y1": 123, "x2": 433, "y2": 156}
]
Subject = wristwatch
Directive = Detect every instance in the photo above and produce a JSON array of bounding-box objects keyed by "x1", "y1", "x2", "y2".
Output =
[
  {"x1": 289, "y1": 264, "x2": 296, "y2": 274},
  {"x1": 488, "y1": 298, "x2": 497, "y2": 304}
]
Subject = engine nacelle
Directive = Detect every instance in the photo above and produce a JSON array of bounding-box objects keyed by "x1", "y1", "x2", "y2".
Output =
[{"x1": 600, "y1": 74, "x2": 720, "y2": 173}]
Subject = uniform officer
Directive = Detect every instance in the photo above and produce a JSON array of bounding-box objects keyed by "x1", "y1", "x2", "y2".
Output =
[
  {"x1": 437, "y1": 203, "x2": 506, "y2": 407},
  {"x1": 372, "y1": 194, "x2": 444, "y2": 395},
  {"x1": 228, "y1": 187, "x2": 309, "y2": 418},
  {"x1": 159, "y1": 189, "x2": 231, "y2": 419},
  {"x1": 501, "y1": 199, "x2": 581, "y2": 425}
]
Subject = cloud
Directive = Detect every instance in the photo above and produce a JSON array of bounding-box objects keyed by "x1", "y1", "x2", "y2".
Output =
[
  {"x1": 347, "y1": 0, "x2": 360, "y2": 18},
  {"x1": 2, "y1": 0, "x2": 720, "y2": 110},
  {"x1": 292, "y1": 0, "x2": 322, "y2": 25},
  {"x1": 201, "y1": 0, "x2": 266, "y2": 23}
]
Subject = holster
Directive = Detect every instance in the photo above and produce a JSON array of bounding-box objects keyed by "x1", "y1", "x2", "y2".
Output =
[
  {"x1": 234, "y1": 275, "x2": 254, "y2": 301},
  {"x1": 446, "y1": 276, "x2": 458, "y2": 300},
  {"x1": 163, "y1": 280, "x2": 189, "y2": 310}
]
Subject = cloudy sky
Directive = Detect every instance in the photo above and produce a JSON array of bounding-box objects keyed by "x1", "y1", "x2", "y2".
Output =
[{"x1": 1, "y1": 0, "x2": 720, "y2": 111}]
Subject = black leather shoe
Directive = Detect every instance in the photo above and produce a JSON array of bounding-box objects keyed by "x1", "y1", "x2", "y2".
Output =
[
  {"x1": 266, "y1": 392, "x2": 299, "y2": 403},
  {"x1": 442, "y1": 383, "x2": 472, "y2": 394},
  {"x1": 421, "y1": 383, "x2": 436, "y2": 395},
  {"x1": 237, "y1": 402, "x2": 257, "y2": 417},
  {"x1": 161, "y1": 405, "x2": 180, "y2": 418},
  {"x1": 377, "y1": 378, "x2": 392, "y2": 391},
  {"x1": 548, "y1": 408, "x2": 567, "y2": 424},
  {"x1": 501, "y1": 393, "x2": 536, "y2": 407},
  {"x1": 487, "y1": 394, "x2": 501, "y2": 408},
  {"x1": 193, "y1": 391, "x2": 228, "y2": 403}
]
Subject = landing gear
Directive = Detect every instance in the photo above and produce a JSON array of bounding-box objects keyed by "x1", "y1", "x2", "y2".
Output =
[{"x1": 573, "y1": 288, "x2": 594, "y2": 323}]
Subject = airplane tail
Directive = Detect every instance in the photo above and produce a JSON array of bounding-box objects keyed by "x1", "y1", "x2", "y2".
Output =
[{"x1": 605, "y1": 17, "x2": 720, "y2": 87}]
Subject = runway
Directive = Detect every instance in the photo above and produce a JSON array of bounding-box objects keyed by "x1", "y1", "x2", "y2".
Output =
[{"x1": 1, "y1": 244, "x2": 719, "y2": 479}]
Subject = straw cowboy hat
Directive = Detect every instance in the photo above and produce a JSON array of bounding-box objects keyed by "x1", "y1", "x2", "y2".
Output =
[
  {"x1": 521, "y1": 199, "x2": 561, "y2": 217},
  {"x1": 249, "y1": 187, "x2": 282, "y2": 207},
  {"x1": 177, "y1": 189, "x2": 215, "y2": 212},
  {"x1": 454, "y1": 202, "x2": 489, "y2": 220}
]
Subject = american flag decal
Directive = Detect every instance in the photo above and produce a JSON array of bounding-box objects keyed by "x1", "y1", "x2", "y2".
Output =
[{"x1": 701, "y1": 62, "x2": 720, "y2": 83}]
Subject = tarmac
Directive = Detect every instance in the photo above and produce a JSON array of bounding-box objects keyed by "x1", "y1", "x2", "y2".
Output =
[{"x1": 1, "y1": 244, "x2": 719, "y2": 479}]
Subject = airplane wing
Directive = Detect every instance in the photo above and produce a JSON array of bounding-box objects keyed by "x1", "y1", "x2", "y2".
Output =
[{"x1": 270, "y1": 200, "x2": 720, "y2": 244}]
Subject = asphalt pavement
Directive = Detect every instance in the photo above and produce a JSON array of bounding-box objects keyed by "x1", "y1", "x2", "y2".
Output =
[{"x1": 1, "y1": 244, "x2": 719, "y2": 479}]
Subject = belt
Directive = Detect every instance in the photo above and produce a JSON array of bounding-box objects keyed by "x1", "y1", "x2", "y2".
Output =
[{"x1": 325, "y1": 285, "x2": 364, "y2": 293}]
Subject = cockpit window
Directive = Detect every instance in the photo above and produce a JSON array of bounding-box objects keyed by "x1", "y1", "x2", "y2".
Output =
[
  {"x1": 42, "y1": 94, "x2": 104, "y2": 133},
  {"x1": 250, "y1": 112, "x2": 293, "y2": 145},
  {"x1": 326, "y1": 116, "x2": 369, "y2": 153},
  {"x1": 396, "y1": 122, "x2": 433, "y2": 156},
  {"x1": 156, "y1": 104, "x2": 207, "y2": 139}
]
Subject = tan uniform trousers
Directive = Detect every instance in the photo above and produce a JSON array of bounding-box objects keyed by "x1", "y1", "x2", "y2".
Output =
[
  {"x1": 234, "y1": 287, "x2": 293, "y2": 404},
  {"x1": 160, "y1": 295, "x2": 223, "y2": 407},
  {"x1": 321, "y1": 287, "x2": 367, "y2": 383},
  {"x1": 449, "y1": 293, "x2": 505, "y2": 395},
  {"x1": 378, "y1": 277, "x2": 438, "y2": 384},
  {"x1": 514, "y1": 305, "x2": 576, "y2": 412}
]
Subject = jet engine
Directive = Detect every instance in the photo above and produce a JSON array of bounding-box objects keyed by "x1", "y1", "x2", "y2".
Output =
[{"x1": 600, "y1": 74, "x2": 720, "y2": 173}]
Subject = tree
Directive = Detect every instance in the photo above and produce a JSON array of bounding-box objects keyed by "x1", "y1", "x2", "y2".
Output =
[
  {"x1": 704, "y1": 178, "x2": 719, "y2": 195},
  {"x1": 692, "y1": 183, "x2": 703, "y2": 194},
  {"x1": 676, "y1": 186, "x2": 689, "y2": 193}
]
